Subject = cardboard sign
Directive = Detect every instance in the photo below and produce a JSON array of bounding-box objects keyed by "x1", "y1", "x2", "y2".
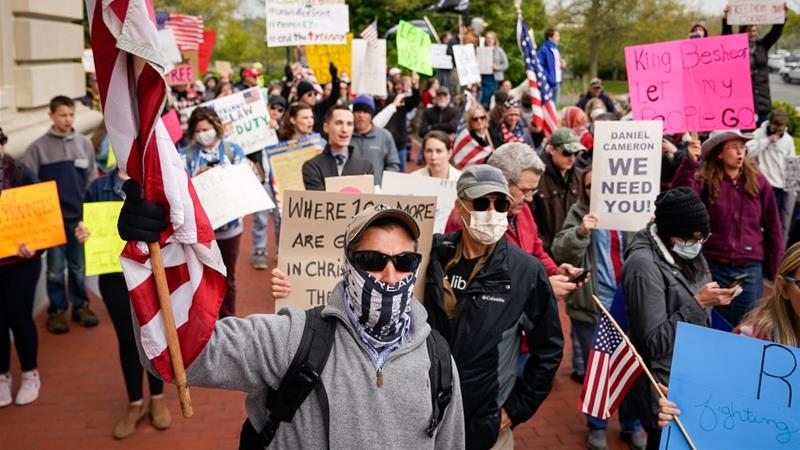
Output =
[
  {"x1": 660, "y1": 322, "x2": 800, "y2": 450},
  {"x1": 181, "y1": 50, "x2": 200, "y2": 81},
  {"x1": 162, "y1": 109, "x2": 183, "y2": 144},
  {"x1": 82, "y1": 49, "x2": 95, "y2": 73},
  {"x1": 83, "y1": 202, "x2": 125, "y2": 276},
  {"x1": 265, "y1": 1, "x2": 350, "y2": 47},
  {"x1": 192, "y1": 164, "x2": 275, "y2": 229},
  {"x1": 625, "y1": 34, "x2": 755, "y2": 134},
  {"x1": 306, "y1": 34, "x2": 353, "y2": 85},
  {"x1": 166, "y1": 64, "x2": 195, "y2": 86},
  {"x1": 266, "y1": 134, "x2": 327, "y2": 192},
  {"x1": 453, "y1": 44, "x2": 481, "y2": 86},
  {"x1": 784, "y1": 156, "x2": 800, "y2": 192},
  {"x1": 430, "y1": 44, "x2": 454, "y2": 70},
  {"x1": 590, "y1": 121, "x2": 663, "y2": 231},
  {"x1": 325, "y1": 175, "x2": 375, "y2": 193},
  {"x1": 477, "y1": 47, "x2": 494, "y2": 75},
  {"x1": 0, "y1": 181, "x2": 66, "y2": 258},
  {"x1": 158, "y1": 28, "x2": 183, "y2": 66},
  {"x1": 396, "y1": 20, "x2": 433, "y2": 76},
  {"x1": 198, "y1": 87, "x2": 278, "y2": 154},
  {"x1": 351, "y1": 38, "x2": 388, "y2": 97},
  {"x1": 276, "y1": 190, "x2": 437, "y2": 310},
  {"x1": 214, "y1": 60, "x2": 233, "y2": 79},
  {"x1": 728, "y1": 0, "x2": 785, "y2": 25},
  {"x1": 381, "y1": 171, "x2": 457, "y2": 234}
]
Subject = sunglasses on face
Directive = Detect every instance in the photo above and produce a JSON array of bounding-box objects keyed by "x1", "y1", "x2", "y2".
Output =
[
  {"x1": 782, "y1": 275, "x2": 800, "y2": 288},
  {"x1": 349, "y1": 250, "x2": 422, "y2": 273},
  {"x1": 560, "y1": 149, "x2": 578, "y2": 157},
  {"x1": 270, "y1": 105, "x2": 285, "y2": 113},
  {"x1": 470, "y1": 115, "x2": 487, "y2": 122},
  {"x1": 470, "y1": 196, "x2": 510, "y2": 213}
]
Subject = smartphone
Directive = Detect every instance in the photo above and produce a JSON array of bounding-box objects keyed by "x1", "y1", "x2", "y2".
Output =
[
  {"x1": 570, "y1": 269, "x2": 590, "y2": 284},
  {"x1": 729, "y1": 274, "x2": 748, "y2": 289}
]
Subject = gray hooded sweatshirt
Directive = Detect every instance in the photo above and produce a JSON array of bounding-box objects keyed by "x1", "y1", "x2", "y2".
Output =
[{"x1": 135, "y1": 283, "x2": 465, "y2": 449}]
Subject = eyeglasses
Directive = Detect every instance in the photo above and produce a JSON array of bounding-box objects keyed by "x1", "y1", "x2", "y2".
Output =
[
  {"x1": 470, "y1": 115, "x2": 488, "y2": 122},
  {"x1": 349, "y1": 250, "x2": 422, "y2": 273},
  {"x1": 679, "y1": 234, "x2": 711, "y2": 246},
  {"x1": 470, "y1": 196, "x2": 510, "y2": 213},
  {"x1": 782, "y1": 275, "x2": 800, "y2": 288},
  {"x1": 270, "y1": 105, "x2": 285, "y2": 113},
  {"x1": 510, "y1": 180, "x2": 537, "y2": 197}
]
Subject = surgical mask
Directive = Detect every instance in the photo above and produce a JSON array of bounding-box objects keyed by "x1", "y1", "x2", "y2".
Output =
[
  {"x1": 672, "y1": 241, "x2": 703, "y2": 260},
  {"x1": 460, "y1": 200, "x2": 508, "y2": 245},
  {"x1": 590, "y1": 108, "x2": 606, "y2": 120},
  {"x1": 195, "y1": 129, "x2": 217, "y2": 147}
]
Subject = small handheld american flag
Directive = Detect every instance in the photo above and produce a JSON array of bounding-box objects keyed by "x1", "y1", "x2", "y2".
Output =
[{"x1": 360, "y1": 19, "x2": 379, "y2": 48}]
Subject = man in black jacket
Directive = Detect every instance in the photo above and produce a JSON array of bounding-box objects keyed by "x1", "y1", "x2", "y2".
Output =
[
  {"x1": 424, "y1": 165, "x2": 563, "y2": 450},
  {"x1": 302, "y1": 105, "x2": 374, "y2": 191},
  {"x1": 575, "y1": 78, "x2": 616, "y2": 114},
  {"x1": 419, "y1": 87, "x2": 460, "y2": 138}
]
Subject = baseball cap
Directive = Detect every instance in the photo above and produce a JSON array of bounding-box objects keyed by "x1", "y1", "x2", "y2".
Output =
[
  {"x1": 590, "y1": 78, "x2": 602, "y2": 88},
  {"x1": 388, "y1": 67, "x2": 402, "y2": 77},
  {"x1": 242, "y1": 67, "x2": 261, "y2": 78},
  {"x1": 345, "y1": 204, "x2": 421, "y2": 248},
  {"x1": 549, "y1": 128, "x2": 586, "y2": 154},
  {"x1": 456, "y1": 165, "x2": 511, "y2": 200},
  {"x1": 269, "y1": 95, "x2": 287, "y2": 108},
  {"x1": 436, "y1": 86, "x2": 450, "y2": 96}
]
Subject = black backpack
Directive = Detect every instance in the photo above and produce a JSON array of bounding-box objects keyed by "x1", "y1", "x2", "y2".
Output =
[{"x1": 238, "y1": 306, "x2": 454, "y2": 450}]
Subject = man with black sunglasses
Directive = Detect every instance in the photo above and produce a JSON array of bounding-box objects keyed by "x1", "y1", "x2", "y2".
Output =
[{"x1": 425, "y1": 165, "x2": 563, "y2": 450}]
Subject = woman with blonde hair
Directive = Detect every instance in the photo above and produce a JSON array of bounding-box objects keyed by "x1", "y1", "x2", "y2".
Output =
[{"x1": 459, "y1": 103, "x2": 494, "y2": 167}]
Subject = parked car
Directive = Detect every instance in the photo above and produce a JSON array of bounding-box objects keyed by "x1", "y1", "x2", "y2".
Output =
[
  {"x1": 783, "y1": 65, "x2": 800, "y2": 84},
  {"x1": 780, "y1": 62, "x2": 800, "y2": 77},
  {"x1": 769, "y1": 54, "x2": 786, "y2": 72}
]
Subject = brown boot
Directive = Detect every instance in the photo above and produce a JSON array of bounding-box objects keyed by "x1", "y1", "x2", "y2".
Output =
[
  {"x1": 149, "y1": 396, "x2": 172, "y2": 430},
  {"x1": 112, "y1": 402, "x2": 148, "y2": 440}
]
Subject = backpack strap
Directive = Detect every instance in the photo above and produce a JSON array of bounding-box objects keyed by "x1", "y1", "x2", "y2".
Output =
[{"x1": 425, "y1": 328, "x2": 454, "y2": 438}]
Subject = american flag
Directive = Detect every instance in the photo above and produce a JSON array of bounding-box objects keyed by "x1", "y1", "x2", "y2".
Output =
[
  {"x1": 163, "y1": 13, "x2": 204, "y2": 51},
  {"x1": 451, "y1": 92, "x2": 492, "y2": 169},
  {"x1": 516, "y1": 17, "x2": 558, "y2": 136},
  {"x1": 88, "y1": 0, "x2": 226, "y2": 382},
  {"x1": 360, "y1": 19, "x2": 379, "y2": 48},
  {"x1": 580, "y1": 312, "x2": 643, "y2": 419}
]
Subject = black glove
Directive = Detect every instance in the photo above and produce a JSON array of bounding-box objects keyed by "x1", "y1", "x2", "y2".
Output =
[
  {"x1": 118, "y1": 179, "x2": 168, "y2": 243},
  {"x1": 329, "y1": 63, "x2": 338, "y2": 80}
]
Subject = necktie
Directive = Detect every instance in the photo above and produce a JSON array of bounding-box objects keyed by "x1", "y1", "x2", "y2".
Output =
[{"x1": 334, "y1": 154, "x2": 346, "y2": 166}]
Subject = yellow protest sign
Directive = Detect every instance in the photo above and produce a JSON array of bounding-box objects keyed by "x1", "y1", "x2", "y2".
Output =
[
  {"x1": 305, "y1": 33, "x2": 353, "y2": 85},
  {"x1": 83, "y1": 202, "x2": 126, "y2": 276},
  {"x1": 0, "y1": 181, "x2": 66, "y2": 258},
  {"x1": 266, "y1": 134, "x2": 326, "y2": 192}
]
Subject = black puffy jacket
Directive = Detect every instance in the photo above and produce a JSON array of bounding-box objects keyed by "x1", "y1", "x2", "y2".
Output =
[{"x1": 424, "y1": 232, "x2": 563, "y2": 450}]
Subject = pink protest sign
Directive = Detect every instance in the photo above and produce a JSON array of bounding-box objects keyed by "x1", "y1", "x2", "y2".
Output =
[
  {"x1": 165, "y1": 64, "x2": 194, "y2": 86},
  {"x1": 625, "y1": 34, "x2": 754, "y2": 134},
  {"x1": 161, "y1": 109, "x2": 183, "y2": 143}
]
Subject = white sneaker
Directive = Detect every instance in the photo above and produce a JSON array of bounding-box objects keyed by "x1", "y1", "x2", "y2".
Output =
[
  {"x1": 0, "y1": 373, "x2": 11, "y2": 407},
  {"x1": 15, "y1": 370, "x2": 40, "y2": 406}
]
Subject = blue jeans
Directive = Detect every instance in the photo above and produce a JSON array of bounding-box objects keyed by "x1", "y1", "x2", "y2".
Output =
[
  {"x1": 397, "y1": 146, "x2": 408, "y2": 173},
  {"x1": 251, "y1": 181, "x2": 281, "y2": 254},
  {"x1": 46, "y1": 220, "x2": 89, "y2": 312},
  {"x1": 707, "y1": 259, "x2": 763, "y2": 327},
  {"x1": 480, "y1": 75, "x2": 497, "y2": 108},
  {"x1": 552, "y1": 83, "x2": 561, "y2": 107}
]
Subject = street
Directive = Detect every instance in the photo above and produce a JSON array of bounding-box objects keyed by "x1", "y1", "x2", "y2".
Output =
[{"x1": 770, "y1": 72, "x2": 800, "y2": 107}]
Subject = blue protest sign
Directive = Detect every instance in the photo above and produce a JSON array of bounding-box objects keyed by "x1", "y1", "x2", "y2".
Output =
[{"x1": 660, "y1": 322, "x2": 800, "y2": 450}]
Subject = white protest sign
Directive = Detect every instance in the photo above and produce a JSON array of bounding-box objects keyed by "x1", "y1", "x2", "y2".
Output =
[
  {"x1": 265, "y1": 1, "x2": 350, "y2": 47},
  {"x1": 158, "y1": 28, "x2": 183, "y2": 66},
  {"x1": 453, "y1": 44, "x2": 481, "y2": 86},
  {"x1": 198, "y1": 87, "x2": 278, "y2": 155},
  {"x1": 590, "y1": 120, "x2": 663, "y2": 231},
  {"x1": 277, "y1": 190, "x2": 436, "y2": 310},
  {"x1": 192, "y1": 164, "x2": 275, "y2": 229},
  {"x1": 430, "y1": 44, "x2": 453, "y2": 69},
  {"x1": 477, "y1": 47, "x2": 494, "y2": 75},
  {"x1": 728, "y1": 0, "x2": 785, "y2": 25},
  {"x1": 351, "y1": 38, "x2": 388, "y2": 97},
  {"x1": 381, "y1": 171, "x2": 457, "y2": 234},
  {"x1": 82, "y1": 49, "x2": 95, "y2": 73},
  {"x1": 784, "y1": 157, "x2": 800, "y2": 192}
]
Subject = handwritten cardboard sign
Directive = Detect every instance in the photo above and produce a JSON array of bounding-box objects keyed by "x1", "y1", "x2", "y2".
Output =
[
  {"x1": 477, "y1": 47, "x2": 494, "y2": 75},
  {"x1": 266, "y1": 134, "x2": 326, "y2": 192},
  {"x1": 397, "y1": 20, "x2": 433, "y2": 76},
  {"x1": 277, "y1": 190, "x2": 436, "y2": 310},
  {"x1": 381, "y1": 171, "x2": 457, "y2": 234},
  {"x1": 351, "y1": 38, "x2": 388, "y2": 97},
  {"x1": 0, "y1": 181, "x2": 66, "y2": 258},
  {"x1": 453, "y1": 44, "x2": 481, "y2": 86},
  {"x1": 430, "y1": 43, "x2": 454, "y2": 70},
  {"x1": 265, "y1": 1, "x2": 350, "y2": 47},
  {"x1": 83, "y1": 202, "x2": 125, "y2": 276},
  {"x1": 590, "y1": 121, "x2": 663, "y2": 231},
  {"x1": 214, "y1": 60, "x2": 233, "y2": 79},
  {"x1": 325, "y1": 175, "x2": 375, "y2": 193},
  {"x1": 728, "y1": 0, "x2": 785, "y2": 25},
  {"x1": 625, "y1": 34, "x2": 755, "y2": 134},
  {"x1": 660, "y1": 322, "x2": 800, "y2": 449},
  {"x1": 784, "y1": 156, "x2": 800, "y2": 192},
  {"x1": 306, "y1": 34, "x2": 353, "y2": 85},
  {"x1": 198, "y1": 87, "x2": 278, "y2": 154},
  {"x1": 192, "y1": 164, "x2": 276, "y2": 229},
  {"x1": 166, "y1": 64, "x2": 195, "y2": 86}
]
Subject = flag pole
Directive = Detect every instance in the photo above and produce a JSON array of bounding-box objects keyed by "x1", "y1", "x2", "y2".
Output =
[
  {"x1": 590, "y1": 295, "x2": 696, "y2": 450},
  {"x1": 149, "y1": 242, "x2": 193, "y2": 418}
]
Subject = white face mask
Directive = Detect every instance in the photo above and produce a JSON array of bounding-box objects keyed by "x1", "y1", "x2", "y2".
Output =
[
  {"x1": 195, "y1": 129, "x2": 218, "y2": 147},
  {"x1": 460, "y1": 200, "x2": 508, "y2": 245}
]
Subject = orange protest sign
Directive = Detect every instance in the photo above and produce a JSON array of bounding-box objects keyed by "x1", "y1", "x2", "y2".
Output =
[{"x1": 0, "y1": 181, "x2": 66, "y2": 258}]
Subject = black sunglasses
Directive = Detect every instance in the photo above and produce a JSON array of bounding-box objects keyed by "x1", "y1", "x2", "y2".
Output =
[
  {"x1": 782, "y1": 275, "x2": 800, "y2": 288},
  {"x1": 349, "y1": 250, "x2": 422, "y2": 273},
  {"x1": 270, "y1": 105, "x2": 285, "y2": 113},
  {"x1": 471, "y1": 197, "x2": 510, "y2": 213}
]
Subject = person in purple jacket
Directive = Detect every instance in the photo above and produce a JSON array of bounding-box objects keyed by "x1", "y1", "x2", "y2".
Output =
[{"x1": 671, "y1": 130, "x2": 783, "y2": 326}]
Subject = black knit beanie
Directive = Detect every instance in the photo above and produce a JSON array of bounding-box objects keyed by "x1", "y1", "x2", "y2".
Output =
[
  {"x1": 297, "y1": 81, "x2": 315, "y2": 98},
  {"x1": 654, "y1": 187, "x2": 710, "y2": 239}
]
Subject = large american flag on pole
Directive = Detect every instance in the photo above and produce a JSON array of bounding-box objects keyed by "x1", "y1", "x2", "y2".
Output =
[
  {"x1": 360, "y1": 19, "x2": 379, "y2": 48},
  {"x1": 516, "y1": 16, "x2": 558, "y2": 137},
  {"x1": 160, "y1": 13, "x2": 205, "y2": 51},
  {"x1": 580, "y1": 312, "x2": 643, "y2": 419},
  {"x1": 451, "y1": 92, "x2": 492, "y2": 169},
  {"x1": 88, "y1": 0, "x2": 226, "y2": 382}
]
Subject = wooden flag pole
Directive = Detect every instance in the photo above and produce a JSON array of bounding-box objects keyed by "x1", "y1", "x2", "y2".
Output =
[
  {"x1": 590, "y1": 295, "x2": 697, "y2": 450},
  {"x1": 148, "y1": 242, "x2": 193, "y2": 418}
]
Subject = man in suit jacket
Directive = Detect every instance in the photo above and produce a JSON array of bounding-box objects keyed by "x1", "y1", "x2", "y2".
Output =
[{"x1": 302, "y1": 105, "x2": 374, "y2": 191}]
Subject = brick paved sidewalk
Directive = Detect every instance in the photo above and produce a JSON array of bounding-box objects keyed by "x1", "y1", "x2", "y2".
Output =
[{"x1": 0, "y1": 219, "x2": 632, "y2": 450}]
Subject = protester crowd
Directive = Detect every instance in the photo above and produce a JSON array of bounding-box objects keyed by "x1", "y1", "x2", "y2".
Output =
[{"x1": 4, "y1": 3, "x2": 800, "y2": 450}]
